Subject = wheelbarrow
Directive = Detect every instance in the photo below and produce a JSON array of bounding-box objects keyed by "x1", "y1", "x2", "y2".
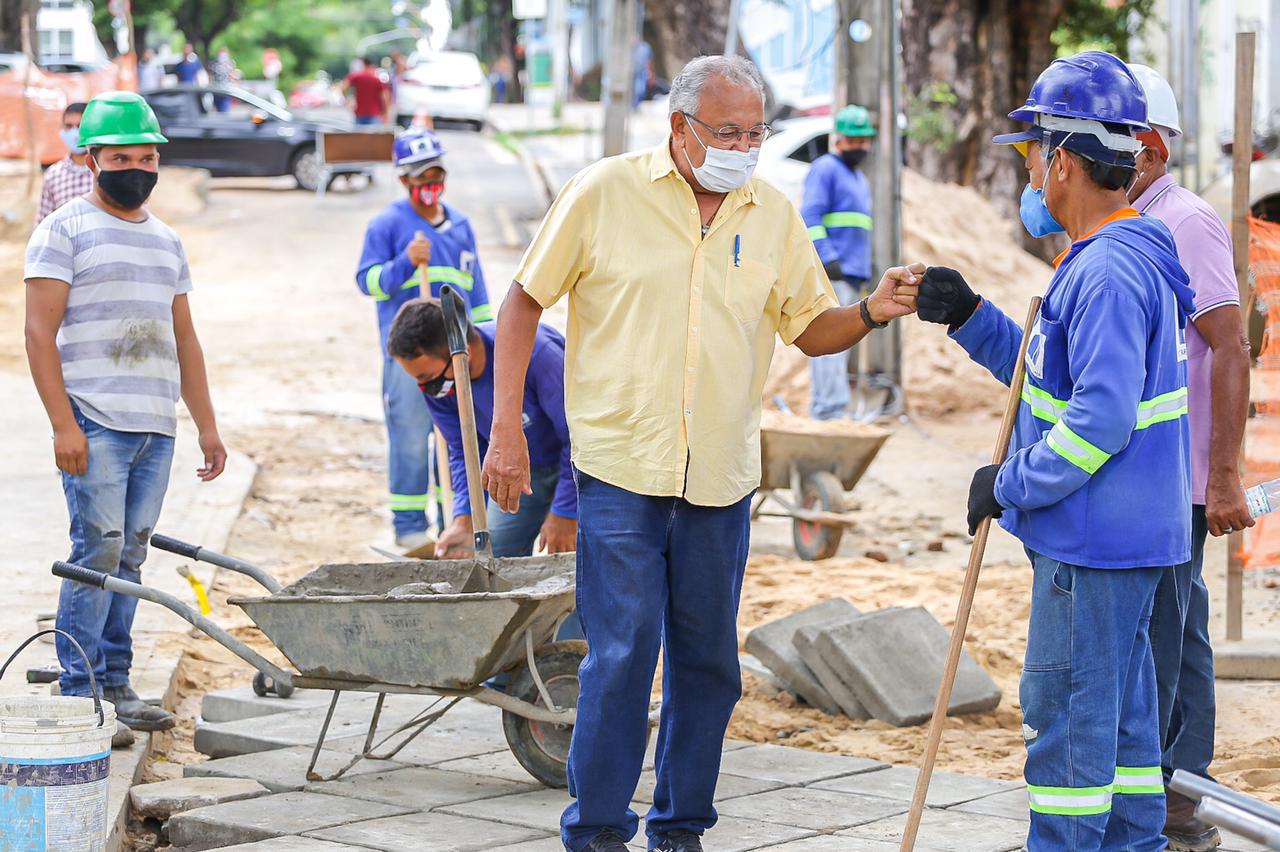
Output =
[{"x1": 751, "y1": 418, "x2": 890, "y2": 560}]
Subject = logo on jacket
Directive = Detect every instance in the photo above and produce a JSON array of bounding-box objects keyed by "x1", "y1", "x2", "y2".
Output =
[
  {"x1": 1025, "y1": 316, "x2": 1046, "y2": 380},
  {"x1": 460, "y1": 250, "x2": 476, "y2": 275}
]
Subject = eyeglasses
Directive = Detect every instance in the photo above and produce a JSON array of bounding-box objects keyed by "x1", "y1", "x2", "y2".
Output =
[{"x1": 683, "y1": 113, "x2": 772, "y2": 145}]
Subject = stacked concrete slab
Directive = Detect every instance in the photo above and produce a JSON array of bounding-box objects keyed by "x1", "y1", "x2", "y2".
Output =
[{"x1": 744, "y1": 598, "x2": 862, "y2": 715}]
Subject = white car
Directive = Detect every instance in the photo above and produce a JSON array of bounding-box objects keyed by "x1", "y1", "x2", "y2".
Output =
[
  {"x1": 754, "y1": 116, "x2": 833, "y2": 206},
  {"x1": 396, "y1": 51, "x2": 490, "y2": 130}
]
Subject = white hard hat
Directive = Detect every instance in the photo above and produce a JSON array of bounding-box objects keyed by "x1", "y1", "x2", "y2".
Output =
[{"x1": 1127, "y1": 63, "x2": 1182, "y2": 138}]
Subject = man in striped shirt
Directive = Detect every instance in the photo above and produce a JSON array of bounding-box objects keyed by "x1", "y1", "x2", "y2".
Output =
[
  {"x1": 36, "y1": 102, "x2": 94, "y2": 224},
  {"x1": 24, "y1": 91, "x2": 226, "y2": 736}
]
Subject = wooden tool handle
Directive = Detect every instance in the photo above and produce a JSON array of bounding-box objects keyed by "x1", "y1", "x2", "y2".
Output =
[{"x1": 900, "y1": 296, "x2": 1042, "y2": 851}]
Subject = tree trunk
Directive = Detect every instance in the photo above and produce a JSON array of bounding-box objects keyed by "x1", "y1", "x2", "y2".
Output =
[
  {"x1": 645, "y1": 0, "x2": 730, "y2": 80},
  {"x1": 0, "y1": 0, "x2": 37, "y2": 56}
]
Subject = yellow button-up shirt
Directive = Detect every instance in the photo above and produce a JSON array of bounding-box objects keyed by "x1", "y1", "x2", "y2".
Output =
[{"x1": 515, "y1": 138, "x2": 838, "y2": 506}]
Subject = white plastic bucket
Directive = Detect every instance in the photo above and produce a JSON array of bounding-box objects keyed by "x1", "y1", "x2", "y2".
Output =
[{"x1": 0, "y1": 631, "x2": 115, "y2": 851}]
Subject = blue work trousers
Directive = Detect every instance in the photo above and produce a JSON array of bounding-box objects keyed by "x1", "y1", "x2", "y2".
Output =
[
  {"x1": 1022, "y1": 552, "x2": 1167, "y2": 852},
  {"x1": 56, "y1": 405, "x2": 174, "y2": 697},
  {"x1": 561, "y1": 471, "x2": 751, "y2": 851},
  {"x1": 382, "y1": 356, "x2": 436, "y2": 537},
  {"x1": 809, "y1": 278, "x2": 861, "y2": 420},
  {"x1": 1151, "y1": 505, "x2": 1215, "y2": 781},
  {"x1": 490, "y1": 464, "x2": 560, "y2": 557}
]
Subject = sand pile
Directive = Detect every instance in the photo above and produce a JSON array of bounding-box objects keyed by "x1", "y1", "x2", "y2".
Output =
[{"x1": 763, "y1": 169, "x2": 1054, "y2": 417}]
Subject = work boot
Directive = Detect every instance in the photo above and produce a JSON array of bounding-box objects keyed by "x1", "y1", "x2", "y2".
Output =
[
  {"x1": 584, "y1": 830, "x2": 630, "y2": 852},
  {"x1": 652, "y1": 830, "x2": 704, "y2": 852},
  {"x1": 111, "y1": 720, "x2": 135, "y2": 749},
  {"x1": 102, "y1": 685, "x2": 175, "y2": 732},
  {"x1": 1165, "y1": 787, "x2": 1222, "y2": 852}
]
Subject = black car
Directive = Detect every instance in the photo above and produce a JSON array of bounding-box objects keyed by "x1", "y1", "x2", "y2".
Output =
[{"x1": 141, "y1": 85, "x2": 362, "y2": 191}]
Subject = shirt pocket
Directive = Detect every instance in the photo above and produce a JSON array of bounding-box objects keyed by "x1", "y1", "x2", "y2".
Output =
[{"x1": 723, "y1": 257, "x2": 776, "y2": 324}]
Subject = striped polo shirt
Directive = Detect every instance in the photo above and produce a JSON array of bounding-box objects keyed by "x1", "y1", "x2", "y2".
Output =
[{"x1": 24, "y1": 197, "x2": 193, "y2": 437}]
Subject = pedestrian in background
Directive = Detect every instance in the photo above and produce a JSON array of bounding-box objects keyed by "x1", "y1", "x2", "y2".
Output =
[
  {"x1": 344, "y1": 56, "x2": 390, "y2": 126},
  {"x1": 632, "y1": 37, "x2": 654, "y2": 105},
  {"x1": 137, "y1": 48, "x2": 164, "y2": 91},
  {"x1": 24, "y1": 92, "x2": 226, "y2": 741},
  {"x1": 262, "y1": 47, "x2": 283, "y2": 89},
  {"x1": 175, "y1": 42, "x2": 203, "y2": 85},
  {"x1": 211, "y1": 47, "x2": 238, "y2": 112},
  {"x1": 36, "y1": 102, "x2": 93, "y2": 225},
  {"x1": 802, "y1": 104, "x2": 876, "y2": 420}
]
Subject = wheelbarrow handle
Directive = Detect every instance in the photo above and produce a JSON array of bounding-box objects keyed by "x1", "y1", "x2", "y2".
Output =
[
  {"x1": 150, "y1": 534, "x2": 283, "y2": 593},
  {"x1": 50, "y1": 561, "x2": 295, "y2": 691}
]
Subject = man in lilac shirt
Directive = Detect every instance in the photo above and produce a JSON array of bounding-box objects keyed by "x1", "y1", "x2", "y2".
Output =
[{"x1": 1129, "y1": 64, "x2": 1253, "y2": 852}]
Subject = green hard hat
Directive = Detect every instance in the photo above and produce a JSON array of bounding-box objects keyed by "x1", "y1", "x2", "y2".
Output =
[
  {"x1": 79, "y1": 91, "x2": 168, "y2": 147},
  {"x1": 835, "y1": 104, "x2": 875, "y2": 138}
]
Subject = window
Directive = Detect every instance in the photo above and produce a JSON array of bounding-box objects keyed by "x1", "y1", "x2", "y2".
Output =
[
  {"x1": 38, "y1": 29, "x2": 74, "y2": 61},
  {"x1": 146, "y1": 92, "x2": 192, "y2": 122},
  {"x1": 41, "y1": 0, "x2": 76, "y2": 8},
  {"x1": 786, "y1": 133, "x2": 829, "y2": 164}
]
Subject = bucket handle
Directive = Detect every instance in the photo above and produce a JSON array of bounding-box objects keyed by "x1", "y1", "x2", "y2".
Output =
[{"x1": 0, "y1": 629, "x2": 106, "y2": 729}]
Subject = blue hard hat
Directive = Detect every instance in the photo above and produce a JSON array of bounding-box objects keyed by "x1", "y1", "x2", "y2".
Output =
[{"x1": 393, "y1": 129, "x2": 446, "y2": 174}]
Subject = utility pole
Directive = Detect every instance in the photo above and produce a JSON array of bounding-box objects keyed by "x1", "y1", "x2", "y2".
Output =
[
  {"x1": 835, "y1": 0, "x2": 903, "y2": 394},
  {"x1": 602, "y1": 0, "x2": 636, "y2": 156}
]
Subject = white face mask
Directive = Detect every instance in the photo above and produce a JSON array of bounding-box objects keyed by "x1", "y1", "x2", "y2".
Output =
[
  {"x1": 682, "y1": 120, "x2": 759, "y2": 193},
  {"x1": 60, "y1": 128, "x2": 85, "y2": 154}
]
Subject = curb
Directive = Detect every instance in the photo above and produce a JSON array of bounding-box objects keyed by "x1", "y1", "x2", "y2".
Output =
[{"x1": 487, "y1": 125, "x2": 556, "y2": 209}]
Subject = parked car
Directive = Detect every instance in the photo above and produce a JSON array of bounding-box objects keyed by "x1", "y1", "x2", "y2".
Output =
[
  {"x1": 290, "y1": 77, "x2": 344, "y2": 110},
  {"x1": 395, "y1": 51, "x2": 489, "y2": 130},
  {"x1": 141, "y1": 85, "x2": 367, "y2": 191},
  {"x1": 753, "y1": 115, "x2": 832, "y2": 205}
]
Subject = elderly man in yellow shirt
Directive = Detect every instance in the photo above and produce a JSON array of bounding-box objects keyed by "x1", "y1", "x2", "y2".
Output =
[{"x1": 482, "y1": 55, "x2": 920, "y2": 852}]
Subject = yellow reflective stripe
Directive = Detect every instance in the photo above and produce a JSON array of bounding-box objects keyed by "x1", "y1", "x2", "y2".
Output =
[
  {"x1": 822, "y1": 211, "x2": 873, "y2": 230},
  {"x1": 1027, "y1": 783, "x2": 1113, "y2": 816},
  {"x1": 470, "y1": 303, "x2": 494, "y2": 322},
  {"x1": 1135, "y1": 387, "x2": 1188, "y2": 430},
  {"x1": 389, "y1": 492, "x2": 430, "y2": 511},
  {"x1": 807, "y1": 225, "x2": 829, "y2": 241},
  {"x1": 365, "y1": 264, "x2": 390, "y2": 301},
  {"x1": 1021, "y1": 380, "x2": 1067, "y2": 424},
  {"x1": 1047, "y1": 422, "x2": 1111, "y2": 475},
  {"x1": 428, "y1": 266, "x2": 474, "y2": 291},
  {"x1": 1114, "y1": 767, "x2": 1163, "y2": 795}
]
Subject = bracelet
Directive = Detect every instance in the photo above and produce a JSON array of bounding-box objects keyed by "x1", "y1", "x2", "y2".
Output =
[{"x1": 859, "y1": 298, "x2": 889, "y2": 330}]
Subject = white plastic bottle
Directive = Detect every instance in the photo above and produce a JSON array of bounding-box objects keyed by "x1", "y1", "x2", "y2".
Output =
[{"x1": 1245, "y1": 478, "x2": 1280, "y2": 518}]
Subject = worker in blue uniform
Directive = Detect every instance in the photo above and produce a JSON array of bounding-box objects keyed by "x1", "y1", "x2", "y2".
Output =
[
  {"x1": 355, "y1": 129, "x2": 493, "y2": 554},
  {"x1": 801, "y1": 104, "x2": 875, "y2": 419},
  {"x1": 915, "y1": 51, "x2": 1196, "y2": 851}
]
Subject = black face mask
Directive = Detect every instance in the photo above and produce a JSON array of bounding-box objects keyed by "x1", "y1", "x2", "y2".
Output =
[
  {"x1": 840, "y1": 149, "x2": 868, "y2": 170},
  {"x1": 96, "y1": 167, "x2": 158, "y2": 209}
]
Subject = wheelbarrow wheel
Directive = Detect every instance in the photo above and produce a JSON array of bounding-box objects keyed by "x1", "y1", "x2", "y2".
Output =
[
  {"x1": 252, "y1": 670, "x2": 295, "y2": 699},
  {"x1": 792, "y1": 470, "x2": 846, "y2": 561},
  {"x1": 503, "y1": 639, "x2": 586, "y2": 788}
]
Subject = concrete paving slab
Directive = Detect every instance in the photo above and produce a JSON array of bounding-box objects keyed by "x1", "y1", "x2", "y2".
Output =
[
  {"x1": 433, "y1": 749, "x2": 542, "y2": 784},
  {"x1": 632, "y1": 769, "x2": 784, "y2": 804},
  {"x1": 201, "y1": 686, "x2": 334, "y2": 723},
  {"x1": 758, "y1": 837, "x2": 922, "y2": 851},
  {"x1": 948, "y1": 786, "x2": 1029, "y2": 821},
  {"x1": 716, "y1": 786, "x2": 908, "y2": 831},
  {"x1": 794, "y1": 624, "x2": 871, "y2": 719},
  {"x1": 1215, "y1": 638, "x2": 1280, "y2": 679},
  {"x1": 744, "y1": 599, "x2": 863, "y2": 714},
  {"x1": 324, "y1": 704, "x2": 509, "y2": 765},
  {"x1": 439, "y1": 787, "x2": 582, "y2": 834},
  {"x1": 815, "y1": 607, "x2": 1001, "y2": 726},
  {"x1": 638, "y1": 815, "x2": 814, "y2": 851},
  {"x1": 814, "y1": 765, "x2": 1023, "y2": 807},
  {"x1": 166, "y1": 791, "x2": 411, "y2": 849},
  {"x1": 212, "y1": 839, "x2": 371, "y2": 852},
  {"x1": 305, "y1": 765, "x2": 540, "y2": 809},
  {"x1": 718, "y1": 744, "x2": 888, "y2": 785},
  {"x1": 838, "y1": 808, "x2": 1027, "y2": 851},
  {"x1": 1220, "y1": 830, "x2": 1272, "y2": 852},
  {"x1": 487, "y1": 839, "x2": 569, "y2": 852},
  {"x1": 306, "y1": 810, "x2": 551, "y2": 851},
  {"x1": 184, "y1": 745, "x2": 409, "y2": 792},
  {"x1": 130, "y1": 776, "x2": 269, "y2": 819}
]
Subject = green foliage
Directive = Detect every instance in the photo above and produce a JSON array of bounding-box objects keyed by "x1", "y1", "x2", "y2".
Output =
[
  {"x1": 906, "y1": 81, "x2": 960, "y2": 152},
  {"x1": 1052, "y1": 0, "x2": 1154, "y2": 57}
]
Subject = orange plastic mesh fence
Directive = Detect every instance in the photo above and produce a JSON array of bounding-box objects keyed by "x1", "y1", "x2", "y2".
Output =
[{"x1": 1243, "y1": 215, "x2": 1280, "y2": 568}]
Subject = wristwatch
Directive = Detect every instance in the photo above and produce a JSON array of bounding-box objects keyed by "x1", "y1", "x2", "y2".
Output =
[{"x1": 859, "y1": 298, "x2": 889, "y2": 330}]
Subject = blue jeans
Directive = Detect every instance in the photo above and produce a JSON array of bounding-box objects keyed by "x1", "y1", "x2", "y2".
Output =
[
  {"x1": 355, "y1": 115, "x2": 381, "y2": 126},
  {"x1": 1151, "y1": 505, "x2": 1214, "y2": 781},
  {"x1": 383, "y1": 357, "x2": 435, "y2": 537},
  {"x1": 809, "y1": 278, "x2": 861, "y2": 420},
  {"x1": 1022, "y1": 552, "x2": 1166, "y2": 851},
  {"x1": 561, "y1": 471, "x2": 751, "y2": 851},
  {"x1": 56, "y1": 408, "x2": 174, "y2": 697}
]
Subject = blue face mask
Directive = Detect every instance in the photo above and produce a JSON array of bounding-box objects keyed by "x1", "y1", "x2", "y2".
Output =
[{"x1": 1019, "y1": 183, "x2": 1064, "y2": 238}]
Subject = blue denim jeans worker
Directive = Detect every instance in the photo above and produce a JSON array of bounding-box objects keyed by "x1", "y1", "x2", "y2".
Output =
[
  {"x1": 809, "y1": 278, "x2": 862, "y2": 420},
  {"x1": 1021, "y1": 552, "x2": 1166, "y2": 852},
  {"x1": 55, "y1": 406, "x2": 174, "y2": 697},
  {"x1": 383, "y1": 356, "x2": 435, "y2": 538},
  {"x1": 1151, "y1": 505, "x2": 1215, "y2": 781},
  {"x1": 561, "y1": 470, "x2": 751, "y2": 851}
]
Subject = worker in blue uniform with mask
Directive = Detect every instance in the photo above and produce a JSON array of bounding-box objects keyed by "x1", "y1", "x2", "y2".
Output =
[{"x1": 915, "y1": 51, "x2": 1196, "y2": 851}]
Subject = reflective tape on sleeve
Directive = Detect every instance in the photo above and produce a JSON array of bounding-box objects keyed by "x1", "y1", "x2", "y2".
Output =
[
  {"x1": 1047, "y1": 421, "x2": 1112, "y2": 475},
  {"x1": 807, "y1": 225, "x2": 829, "y2": 241},
  {"x1": 365, "y1": 264, "x2": 390, "y2": 301},
  {"x1": 1027, "y1": 784, "x2": 1113, "y2": 816},
  {"x1": 1021, "y1": 381, "x2": 1068, "y2": 424},
  {"x1": 471, "y1": 303, "x2": 494, "y2": 322},
  {"x1": 821, "y1": 211, "x2": 873, "y2": 230},
  {"x1": 1135, "y1": 387, "x2": 1188, "y2": 430},
  {"x1": 428, "y1": 266, "x2": 475, "y2": 291}
]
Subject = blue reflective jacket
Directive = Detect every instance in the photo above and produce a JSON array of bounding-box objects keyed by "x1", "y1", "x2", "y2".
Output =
[
  {"x1": 951, "y1": 212, "x2": 1196, "y2": 568},
  {"x1": 355, "y1": 199, "x2": 493, "y2": 353},
  {"x1": 801, "y1": 152, "x2": 872, "y2": 280}
]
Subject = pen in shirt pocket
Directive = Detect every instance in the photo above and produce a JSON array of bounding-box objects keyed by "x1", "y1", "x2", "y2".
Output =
[{"x1": 733, "y1": 234, "x2": 741, "y2": 267}]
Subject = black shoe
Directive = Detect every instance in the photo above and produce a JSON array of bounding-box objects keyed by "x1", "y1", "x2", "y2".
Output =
[
  {"x1": 652, "y1": 830, "x2": 704, "y2": 852},
  {"x1": 103, "y1": 684, "x2": 175, "y2": 732},
  {"x1": 585, "y1": 830, "x2": 630, "y2": 852}
]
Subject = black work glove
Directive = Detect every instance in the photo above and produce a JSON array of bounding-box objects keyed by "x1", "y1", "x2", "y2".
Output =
[
  {"x1": 966, "y1": 464, "x2": 1005, "y2": 536},
  {"x1": 822, "y1": 259, "x2": 845, "y2": 284},
  {"x1": 918, "y1": 266, "x2": 981, "y2": 331}
]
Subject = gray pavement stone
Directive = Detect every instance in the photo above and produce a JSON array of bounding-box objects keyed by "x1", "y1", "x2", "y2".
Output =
[
  {"x1": 325, "y1": 705, "x2": 509, "y2": 765},
  {"x1": 639, "y1": 815, "x2": 814, "y2": 851},
  {"x1": 130, "y1": 776, "x2": 269, "y2": 819},
  {"x1": 487, "y1": 839, "x2": 569, "y2": 852},
  {"x1": 184, "y1": 745, "x2": 409, "y2": 792},
  {"x1": 948, "y1": 787, "x2": 1030, "y2": 821},
  {"x1": 758, "y1": 837, "x2": 920, "y2": 851},
  {"x1": 814, "y1": 765, "x2": 1023, "y2": 808},
  {"x1": 744, "y1": 599, "x2": 863, "y2": 715},
  {"x1": 839, "y1": 808, "x2": 1027, "y2": 852},
  {"x1": 305, "y1": 766, "x2": 540, "y2": 809},
  {"x1": 438, "y1": 788, "x2": 583, "y2": 834},
  {"x1": 794, "y1": 624, "x2": 872, "y2": 719},
  {"x1": 717, "y1": 786, "x2": 908, "y2": 831},
  {"x1": 1220, "y1": 830, "x2": 1271, "y2": 852},
  {"x1": 201, "y1": 686, "x2": 334, "y2": 723},
  {"x1": 434, "y1": 749, "x2": 542, "y2": 784},
  {"x1": 718, "y1": 744, "x2": 888, "y2": 785},
  {"x1": 815, "y1": 607, "x2": 1001, "y2": 727},
  {"x1": 306, "y1": 811, "x2": 551, "y2": 851},
  {"x1": 166, "y1": 791, "x2": 411, "y2": 849},
  {"x1": 212, "y1": 839, "x2": 371, "y2": 851},
  {"x1": 632, "y1": 769, "x2": 784, "y2": 804}
]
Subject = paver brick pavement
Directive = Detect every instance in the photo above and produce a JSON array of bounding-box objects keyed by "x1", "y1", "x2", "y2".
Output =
[
  {"x1": 715, "y1": 786, "x2": 909, "y2": 832},
  {"x1": 184, "y1": 745, "x2": 409, "y2": 792},
  {"x1": 839, "y1": 808, "x2": 1028, "y2": 852},
  {"x1": 304, "y1": 810, "x2": 551, "y2": 851},
  {"x1": 206, "y1": 839, "x2": 371, "y2": 851},
  {"x1": 718, "y1": 743, "x2": 888, "y2": 785},
  {"x1": 166, "y1": 791, "x2": 411, "y2": 849},
  {"x1": 130, "y1": 776, "x2": 269, "y2": 819},
  {"x1": 813, "y1": 765, "x2": 1023, "y2": 808},
  {"x1": 304, "y1": 765, "x2": 540, "y2": 809}
]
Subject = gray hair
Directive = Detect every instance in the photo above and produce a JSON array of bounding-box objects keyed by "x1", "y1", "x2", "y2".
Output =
[{"x1": 668, "y1": 55, "x2": 765, "y2": 116}]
